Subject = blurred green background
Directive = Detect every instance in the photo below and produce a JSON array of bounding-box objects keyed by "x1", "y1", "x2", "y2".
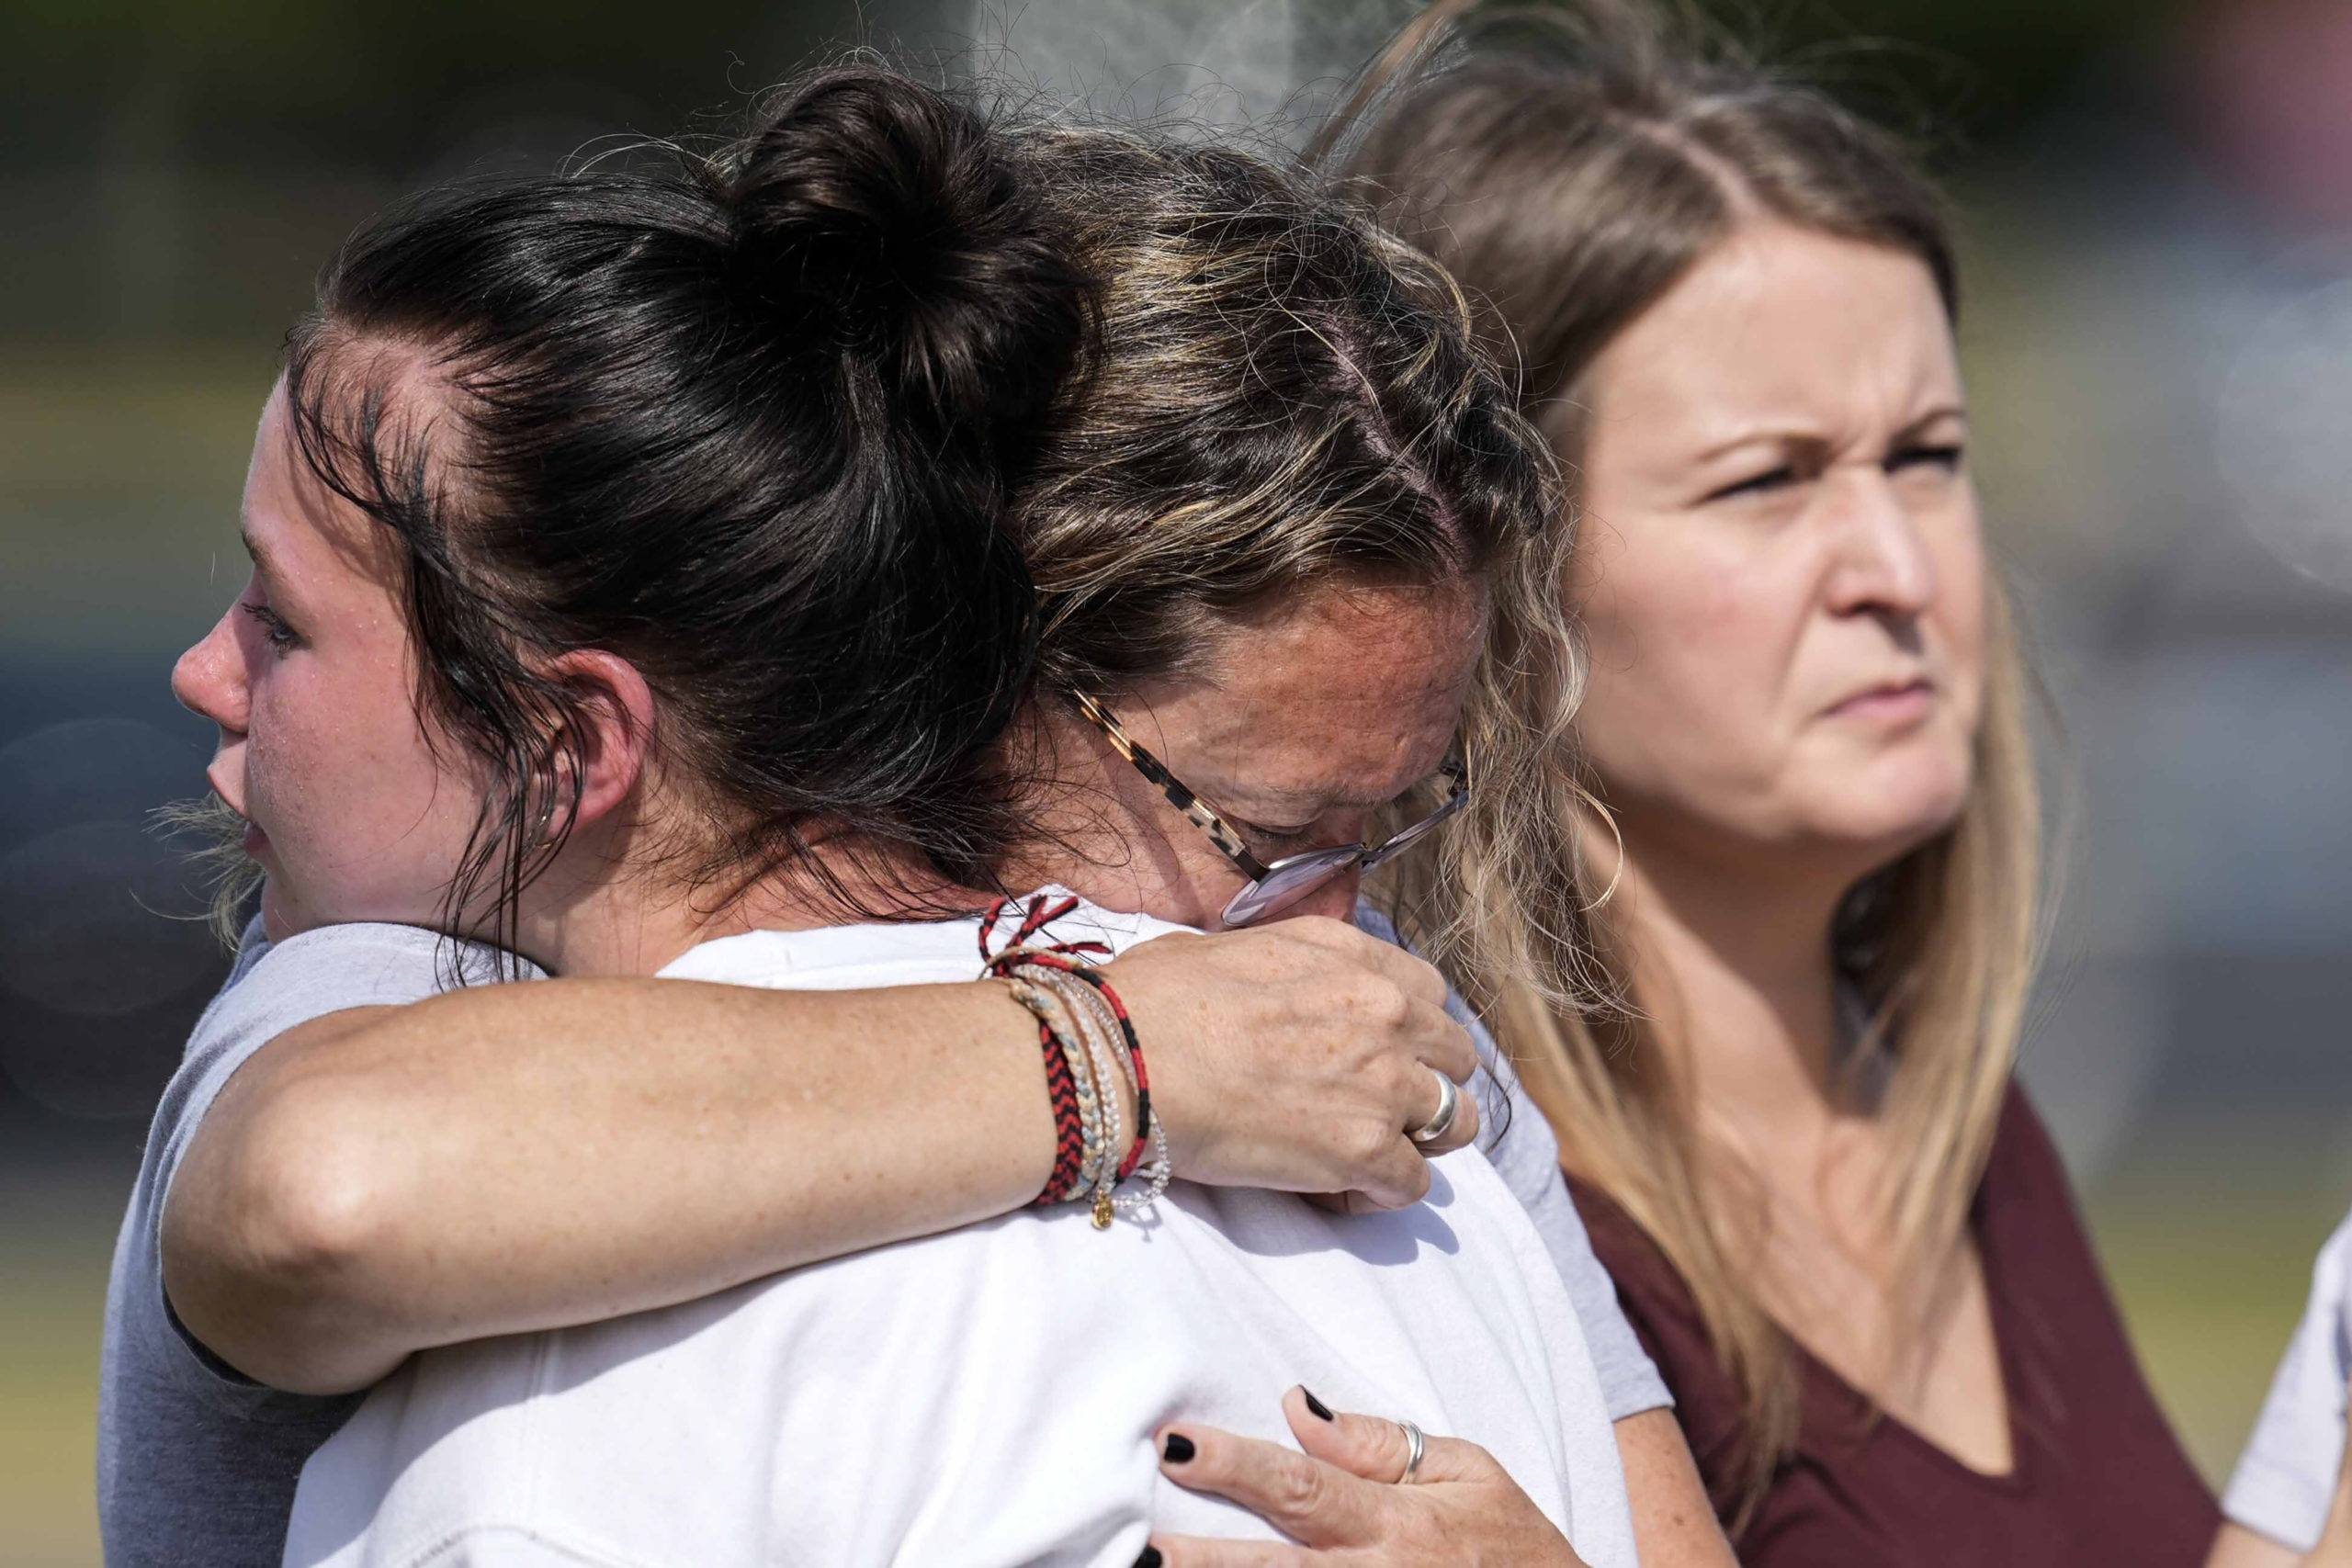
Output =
[{"x1": 9, "y1": 1, "x2": 2352, "y2": 1562}]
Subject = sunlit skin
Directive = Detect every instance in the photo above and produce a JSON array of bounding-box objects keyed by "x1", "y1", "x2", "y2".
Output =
[
  {"x1": 1017, "y1": 582, "x2": 1486, "y2": 933},
  {"x1": 161, "y1": 363, "x2": 1506, "y2": 1450},
  {"x1": 173, "y1": 381, "x2": 488, "y2": 944},
  {"x1": 175, "y1": 376, "x2": 1487, "y2": 976},
  {"x1": 1574, "y1": 221, "x2": 1984, "y2": 897},
  {"x1": 1571, "y1": 222, "x2": 2008, "y2": 1478}
]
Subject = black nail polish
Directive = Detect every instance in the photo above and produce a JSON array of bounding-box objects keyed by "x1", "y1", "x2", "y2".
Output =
[
  {"x1": 1132, "y1": 1550, "x2": 1163, "y2": 1568},
  {"x1": 1302, "y1": 1387, "x2": 1335, "y2": 1423},
  {"x1": 1162, "y1": 1432, "x2": 1196, "y2": 1464}
]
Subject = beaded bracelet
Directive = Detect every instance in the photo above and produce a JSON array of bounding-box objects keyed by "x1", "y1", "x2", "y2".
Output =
[
  {"x1": 1006, "y1": 964, "x2": 1119, "y2": 1216},
  {"x1": 1028, "y1": 965, "x2": 1127, "y2": 1219},
  {"x1": 1004, "y1": 946, "x2": 1170, "y2": 1226},
  {"x1": 999, "y1": 962, "x2": 1112, "y2": 1209},
  {"x1": 979, "y1": 895, "x2": 1170, "y2": 1227}
]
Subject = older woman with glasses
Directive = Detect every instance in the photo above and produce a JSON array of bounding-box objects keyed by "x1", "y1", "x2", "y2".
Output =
[
  {"x1": 140, "y1": 65, "x2": 1657, "y2": 1568},
  {"x1": 274, "y1": 85, "x2": 1640, "y2": 1568}
]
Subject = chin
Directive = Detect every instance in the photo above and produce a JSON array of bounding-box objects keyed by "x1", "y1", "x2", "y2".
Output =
[
  {"x1": 1830, "y1": 781, "x2": 1971, "y2": 867},
  {"x1": 1792, "y1": 744, "x2": 1971, "y2": 862}
]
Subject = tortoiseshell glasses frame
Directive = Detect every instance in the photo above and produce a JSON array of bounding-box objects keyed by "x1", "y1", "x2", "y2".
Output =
[{"x1": 1070, "y1": 691, "x2": 1471, "y2": 927}]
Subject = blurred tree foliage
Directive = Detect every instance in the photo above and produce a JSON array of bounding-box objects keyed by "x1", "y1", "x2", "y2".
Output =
[
  {"x1": 0, "y1": 0, "x2": 2183, "y2": 345},
  {"x1": 1692, "y1": 0, "x2": 2181, "y2": 152},
  {"x1": 0, "y1": 0, "x2": 857, "y2": 168},
  {"x1": 0, "y1": 0, "x2": 2179, "y2": 168}
]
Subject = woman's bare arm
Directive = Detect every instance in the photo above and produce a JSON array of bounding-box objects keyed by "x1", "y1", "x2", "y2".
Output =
[
  {"x1": 163, "y1": 917, "x2": 1476, "y2": 1394},
  {"x1": 1614, "y1": 1408, "x2": 1738, "y2": 1568}
]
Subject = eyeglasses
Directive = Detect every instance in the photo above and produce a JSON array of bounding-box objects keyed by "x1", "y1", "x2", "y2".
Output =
[{"x1": 1071, "y1": 691, "x2": 1470, "y2": 928}]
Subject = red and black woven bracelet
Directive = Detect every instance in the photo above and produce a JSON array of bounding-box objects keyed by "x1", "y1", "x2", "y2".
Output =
[
  {"x1": 978, "y1": 895, "x2": 1157, "y2": 1197},
  {"x1": 1029, "y1": 1013, "x2": 1087, "y2": 1204}
]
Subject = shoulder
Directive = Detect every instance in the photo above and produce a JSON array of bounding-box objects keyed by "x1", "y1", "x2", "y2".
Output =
[
  {"x1": 1562, "y1": 1176, "x2": 1724, "y2": 1386},
  {"x1": 164, "y1": 921, "x2": 518, "y2": 1136},
  {"x1": 1563, "y1": 1176, "x2": 1656, "y2": 1269},
  {"x1": 1979, "y1": 1079, "x2": 2067, "y2": 1187},
  {"x1": 1972, "y1": 1080, "x2": 2104, "y2": 1267},
  {"x1": 1563, "y1": 1175, "x2": 1751, "y2": 1463},
  {"x1": 1347, "y1": 904, "x2": 1672, "y2": 1421}
]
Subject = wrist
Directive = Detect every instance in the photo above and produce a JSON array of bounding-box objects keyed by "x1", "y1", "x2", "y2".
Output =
[
  {"x1": 978, "y1": 897, "x2": 1169, "y2": 1218},
  {"x1": 1093, "y1": 958, "x2": 1195, "y2": 1168}
]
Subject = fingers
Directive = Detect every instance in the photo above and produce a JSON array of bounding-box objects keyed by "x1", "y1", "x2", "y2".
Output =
[
  {"x1": 1283, "y1": 1386, "x2": 1503, "y2": 1489},
  {"x1": 1153, "y1": 1420, "x2": 1386, "y2": 1550},
  {"x1": 1408, "y1": 998, "x2": 1479, "y2": 1088},
  {"x1": 1279, "y1": 1382, "x2": 1401, "y2": 1485},
  {"x1": 1338, "y1": 1140, "x2": 1432, "y2": 1212},
  {"x1": 1407, "y1": 1059, "x2": 1481, "y2": 1155},
  {"x1": 1281, "y1": 1385, "x2": 1413, "y2": 1483}
]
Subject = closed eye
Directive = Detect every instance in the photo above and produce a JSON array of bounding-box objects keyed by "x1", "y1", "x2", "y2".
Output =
[
  {"x1": 1238, "y1": 819, "x2": 1322, "y2": 852},
  {"x1": 1702, "y1": 464, "x2": 1801, "y2": 503},
  {"x1": 1888, "y1": 443, "x2": 1964, "y2": 474}
]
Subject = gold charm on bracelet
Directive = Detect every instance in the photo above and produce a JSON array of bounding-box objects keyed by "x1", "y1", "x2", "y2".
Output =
[{"x1": 1092, "y1": 1191, "x2": 1114, "y2": 1229}]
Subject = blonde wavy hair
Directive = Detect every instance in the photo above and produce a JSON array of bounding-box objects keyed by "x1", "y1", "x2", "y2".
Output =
[{"x1": 1342, "y1": 0, "x2": 2045, "y2": 1525}]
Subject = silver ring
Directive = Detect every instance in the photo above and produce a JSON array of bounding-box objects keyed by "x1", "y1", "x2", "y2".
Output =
[
  {"x1": 1407, "y1": 1070, "x2": 1461, "y2": 1146},
  {"x1": 1396, "y1": 1418, "x2": 1427, "y2": 1483}
]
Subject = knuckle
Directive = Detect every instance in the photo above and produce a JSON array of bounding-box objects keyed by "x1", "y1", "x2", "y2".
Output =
[
  {"x1": 1349, "y1": 1120, "x2": 1398, "y2": 1168},
  {"x1": 1267, "y1": 1455, "x2": 1327, "y2": 1519},
  {"x1": 1397, "y1": 951, "x2": 1448, "y2": 998}
]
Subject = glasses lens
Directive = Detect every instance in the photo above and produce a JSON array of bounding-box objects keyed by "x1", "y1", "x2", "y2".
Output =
[
  {"x1": 1362, "y1": 785, "x2": 1470, "y2": 873},
  {"x1": 1220, "y1": 846, "x2": 1363, "y2": 927}
]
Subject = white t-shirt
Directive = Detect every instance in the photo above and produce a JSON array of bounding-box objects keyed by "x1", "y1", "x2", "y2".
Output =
[
  {"x1": 2226, "y1": 1209, "x2": 2352, "y2": 1551},
  {"x1": 283, "y1": 895, "x2": 1637, "y2": 1568}
]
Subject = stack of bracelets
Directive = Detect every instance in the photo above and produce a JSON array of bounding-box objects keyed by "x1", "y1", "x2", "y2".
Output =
[{"x1": 978, "y1": 894, "x2": 1172, "y2": 1229}]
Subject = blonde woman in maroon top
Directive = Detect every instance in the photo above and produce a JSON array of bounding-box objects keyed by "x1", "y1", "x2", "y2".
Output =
[{"x1": 1299, "y1": 2, "x2": 2216, "y2": 1562}]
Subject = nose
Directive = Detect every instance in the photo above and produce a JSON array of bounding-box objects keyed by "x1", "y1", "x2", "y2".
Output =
[
  {"x1": 173, "y1": 608, "x2": 251, "y2": 736},
  {"x1": 1823, "y1": 468, "x2": 1936, "y2": 621}
]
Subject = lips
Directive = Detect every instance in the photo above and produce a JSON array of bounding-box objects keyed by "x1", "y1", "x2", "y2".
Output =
[
  {"x1": 203, "y1": 750, "x2": 267, "y2": 855},
  {"x1": 1826, "y1": 677, "x2": 1936, "y2": 723}
]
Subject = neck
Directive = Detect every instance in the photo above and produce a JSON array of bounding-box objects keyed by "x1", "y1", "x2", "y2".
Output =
[
  {"x1": 1607, "y1": 810, "x2": 1871, "y2": 1150},
  {"x1": 506, "y1": 817, "x2": 971, "y2": 978}
]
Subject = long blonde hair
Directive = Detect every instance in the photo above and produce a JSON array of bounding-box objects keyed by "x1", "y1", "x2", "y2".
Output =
[{"x1": 1346, "y1": 0, "x2": 2044, "y2": 1523}]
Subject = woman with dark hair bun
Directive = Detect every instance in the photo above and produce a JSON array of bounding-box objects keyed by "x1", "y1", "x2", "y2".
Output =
[
  {"x1": 271, "y1": 67, "x2": 1640, "y2": 1568},
  {"x1": 120, "y1": 60, "x2": 1646, "y2": 1568},
  {"x1": 104, "y1": 64, "x2": 1553, "y2": 1568}
]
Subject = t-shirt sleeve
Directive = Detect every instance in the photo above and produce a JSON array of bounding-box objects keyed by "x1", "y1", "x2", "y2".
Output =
[
  {"x1": 1348, "y1": 900, "x2": 1669, "y2": 1423},
  {"x1": 115, "y1": 919, "x2": 526, "y2": 1403},
  {"x1": 1467, "y1": 1009, "x2": 1673, "y2": 1422},
  {"x1": 2225, "y1": 1210, "x2": 2352, "y2": 1552},
  {"x1": 1566, "y1": 1176, "x2": 1755, "y2": 1501}
]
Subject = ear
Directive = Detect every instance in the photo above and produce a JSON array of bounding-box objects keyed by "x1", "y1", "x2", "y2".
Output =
[{"x1": 540, "y1": 649, "x2": 658, "y2": 838}]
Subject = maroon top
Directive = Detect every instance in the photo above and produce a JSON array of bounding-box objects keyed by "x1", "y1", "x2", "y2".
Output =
[{"x1": 1569, "y1": 1086, "x2": 2219, "y2": 1567}]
